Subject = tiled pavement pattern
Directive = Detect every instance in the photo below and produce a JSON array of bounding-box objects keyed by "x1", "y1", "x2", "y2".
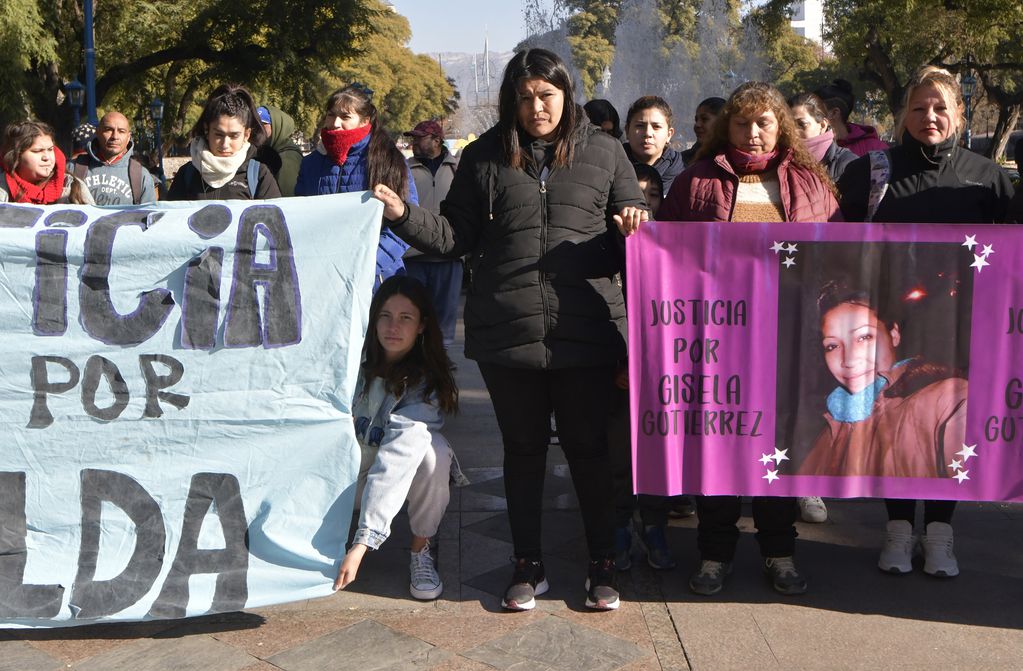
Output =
[{"x1": 3, "y1": 313, "x2": 1023, "y2": 670}]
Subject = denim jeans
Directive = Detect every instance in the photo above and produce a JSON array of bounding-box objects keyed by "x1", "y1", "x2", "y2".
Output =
[{"x1": 404, "y1": 259, "x2": 463, "y2": 349}]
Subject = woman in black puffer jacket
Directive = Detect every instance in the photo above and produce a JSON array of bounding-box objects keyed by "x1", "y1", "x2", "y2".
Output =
[
  {"x1": 372, "y1": 48, "x2": 647, "y2": 613},
  {"x1": 838, "y1": 65, "x2": 1014, "y2": 581}
]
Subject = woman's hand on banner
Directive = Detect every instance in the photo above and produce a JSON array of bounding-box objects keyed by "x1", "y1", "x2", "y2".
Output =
[
  {"x1": 333, "y1": 543, "x2": 369, "y2": 591},
  {"x1": 372, "y1": 184, "x2": 407, "y2": 222},
  {"x1": 614, "y1": 206, "x2": 648, "y2": 237}
]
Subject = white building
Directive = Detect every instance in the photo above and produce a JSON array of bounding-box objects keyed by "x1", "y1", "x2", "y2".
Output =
[{"x1": 790, "y1": 0, "x2": 824, "y2": 44}]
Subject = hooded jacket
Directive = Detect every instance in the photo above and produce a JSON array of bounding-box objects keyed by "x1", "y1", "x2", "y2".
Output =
[
  {"x1": 255, "y1": 105, "x2": 304, "y2": 197},
  {"x1": 624, "y1": 143, "x2": 686, "y2": 193},
  {"x1": 74, "y1": 139, "x2": 156, "y2": 205},
  {"x1": 389, "y1": 118, "x2": 646, "y2": 369},
  {"x1": 838, "y1": 132, "x2": 1015, "y2": 224},
  {"x1": 837, "y1": 122, "x2": 889, "y2": 156},
  {"x1": 658, "y1": 147, "x2": 842, "y2": 223}
]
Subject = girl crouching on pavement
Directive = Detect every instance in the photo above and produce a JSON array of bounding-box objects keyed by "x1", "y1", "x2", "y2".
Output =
[{"x1": 334, "y1": 276, "x2": 460, "y2": 600}]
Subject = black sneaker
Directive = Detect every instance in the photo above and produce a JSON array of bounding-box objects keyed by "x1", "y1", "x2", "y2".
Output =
[
  {"x1": 502, "y1": 558, "x2": 549, "y2": 611},
  {"x1": 584, "y1": 558, "x2": 620, "y2": 610},
  {"x1": 763, "y1": 556, "x2": 807, "y2": 595},
  {"x1": 668, "y1": 495, "x2": 696, "y2": 519}
]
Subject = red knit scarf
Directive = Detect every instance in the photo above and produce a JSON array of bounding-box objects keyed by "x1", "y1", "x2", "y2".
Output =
[
  {"x1": 5, "y1": 146, "x2": 67, "y2": 204},
  {"x1": 725, "y1": 145, "x2": 780, "y2": 175},
  {"x1": 320, "y1": 124, "x2": 372, "y2": 166}
]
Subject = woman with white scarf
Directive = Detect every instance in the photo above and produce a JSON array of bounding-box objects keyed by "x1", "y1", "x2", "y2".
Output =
[{"x1": 167, "y1": 84, "x2": 281, "y2": 201}]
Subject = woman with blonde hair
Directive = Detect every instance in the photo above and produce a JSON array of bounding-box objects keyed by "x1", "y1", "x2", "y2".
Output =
[
  {"x1": 659, "y1": 81, "x2": 841, "y2": 598},
  {"x1": 838, "y1": 65, "x2": 1014, "y2": 578}
]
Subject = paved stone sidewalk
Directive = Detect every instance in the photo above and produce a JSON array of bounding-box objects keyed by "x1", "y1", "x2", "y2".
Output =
[{"x1": 2, "y1": 316, "x2": 1022, "y2": 670}]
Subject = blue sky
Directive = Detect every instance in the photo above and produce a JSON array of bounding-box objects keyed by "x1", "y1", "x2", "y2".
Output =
[{"x1": 390, "y1": 1, "x2": 527, "y2": 54}]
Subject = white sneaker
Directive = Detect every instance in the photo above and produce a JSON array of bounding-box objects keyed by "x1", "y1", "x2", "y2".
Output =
[
  {"x1": 799, "y1": 497, "x2": 828, "y2": 523},
  {"x1": 410, "y1": 544, "x2": 443, "y2": 600},
  {"x1": 921, "y1": 522, "x2": 959, "y2": 578},
  {"x1": 878, "y1": 520, "x2": 915, "y2": 574}
]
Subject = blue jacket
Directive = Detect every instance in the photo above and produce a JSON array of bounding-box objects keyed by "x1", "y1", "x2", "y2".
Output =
[{"x1": 295, "y1": 135, "x2": 418, "y2": 289}]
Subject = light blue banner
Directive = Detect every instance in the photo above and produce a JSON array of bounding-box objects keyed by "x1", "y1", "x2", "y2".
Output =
[{"x1": 0, "y1": 193, "x2": 380, "y2": 627}]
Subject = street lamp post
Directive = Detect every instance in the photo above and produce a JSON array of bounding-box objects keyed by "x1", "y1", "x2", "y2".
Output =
[
  {"x1": 65, "y1": 80, "x2": 85, "y2": 129},
  {"x1": 83, "y1": 0, "x2": 98, "y2": 124},
  {"x1": 962, "y1": 57, "x2": 977, "y2": 150},
  {"x1": 150, "y1": 97, "x2": 165, "y2": 178}
]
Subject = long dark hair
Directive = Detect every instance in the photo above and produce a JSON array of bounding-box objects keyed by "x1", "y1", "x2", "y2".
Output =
[
  {"x1": 322, "y1": 84, "x2": 409, "y2": 199},
  {"x1": 583, "y1": 99, "x2": 621, "y2": 138},
  {"x1": 363, "y1": 276, "x2": 458, "y2": 414},
  {"x1": 498, "y1": 48, "x2": 578, "y2": 170},
  {"x1": 189, "y1": 83, "x2": 267, "y2": 147}
]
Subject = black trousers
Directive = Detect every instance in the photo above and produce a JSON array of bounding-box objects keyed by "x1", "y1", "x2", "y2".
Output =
[
  {"x1": 479, "y1": 362, "x2": 617, "y2": 561},
  {"x1": 885, "y1": 499, "x2": 956, "y2": 527},
  {"x1": 696, "y1": 495, "x2": 798, "y2": 562},
  {"x1": 608, "y1": 386, "x2": 670, "y2": 527}
]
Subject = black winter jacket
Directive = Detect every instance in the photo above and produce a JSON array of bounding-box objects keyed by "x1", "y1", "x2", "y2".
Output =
[
  {"x1": 823, "y1": 141, "x2": 857, "y2": 183},
  {"x1": 838, "y1": 132, "x2": 1015, "y2": 223},
  {"x1": 392, "y1": 120, "x2": 646, "y2": 369},
  {"x1": 624, "y1": 144, "x2": 686, "y2": 193},
  {"x1": 167, "y1": 145, "x2": 281, "y2": 201}
]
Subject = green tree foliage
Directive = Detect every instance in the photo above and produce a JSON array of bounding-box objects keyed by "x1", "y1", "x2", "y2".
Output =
[
  {"x1": 4, "y1": 0, "x2": 457, "y2": 145},
  {"x1": 564, "y1": 1, "x2": 622, "y2": 97},
  {"x1": 826, "y1": 0, "x2": 1023, "y2": 158}
]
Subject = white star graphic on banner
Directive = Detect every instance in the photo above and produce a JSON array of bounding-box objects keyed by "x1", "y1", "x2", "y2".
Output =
[
  {"x1": 948, "y1": 459, "x2": 963, "y2": 471},
  {"x1": 782, "y1": 256, "x2": 796, "y2": 268},
  {"x1": 772, "y1": 447, "x2": 790, "y2": 463},
  {"x1": 770, "y1": 241, "x2": 786, "y2": 254},
  {"x1": 971, "y1": 254, "x2": 990, "y2": 273},
  {"x1": 954, "y1": 469, "x2": 970, "y2": 483},
  {"x1": 763, "y1": 469, "x2": 779, "y2": 483},
  {"x1": 981, "y1": 243, "x2": 995, "y2": 257},
  {"x1": 956, "y1": 443, "x2": 977, "y2": 461},
  {"x1": 785, "y1": 243, "x2": 798, "y2": 253},
  {"x1": 962, "y1": 234, "x2": 977, "y2": 250},
  {"x1": 760, "y1": 453, "x2": 775, "y2": 465}
]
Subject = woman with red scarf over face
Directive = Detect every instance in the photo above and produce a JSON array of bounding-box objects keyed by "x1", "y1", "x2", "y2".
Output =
[
  {"x1": 658, "y1": 82, "x2": 841, "y2": 599},
  {"x1": 294, "y1": 84, "x2": 418, "y2": 291},
  {"x1": 0, "y1": 121, "x2": 93, "y2": 205}
]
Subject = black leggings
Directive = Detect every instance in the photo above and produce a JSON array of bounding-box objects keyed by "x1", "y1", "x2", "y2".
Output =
[
  {"x1": 885, "y1": 499, "x2": 956, "y2": 527},
  {"x1": 479, "y1": 362, "x2": 618, "y2": 561}
]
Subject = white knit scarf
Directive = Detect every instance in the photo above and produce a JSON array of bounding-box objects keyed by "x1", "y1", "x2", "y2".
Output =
[{"x1": 189, "y1": 138, "x2": 251, "y2": 189}]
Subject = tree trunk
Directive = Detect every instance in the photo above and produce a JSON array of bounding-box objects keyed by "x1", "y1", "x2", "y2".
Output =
[{"x1": 987, "y1": 103, "x2": 1021, "y2": 162}]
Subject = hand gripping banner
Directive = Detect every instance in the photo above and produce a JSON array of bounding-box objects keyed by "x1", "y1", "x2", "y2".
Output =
[
  {"x1": 0, "y1": 193, "x2": 379, "y2": 627},
  {"x1": 628, "y1": 220, "x2": 1023, "y2": 502}
]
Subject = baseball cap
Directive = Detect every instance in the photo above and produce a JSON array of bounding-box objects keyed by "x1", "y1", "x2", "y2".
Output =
[
  {"x1": 257, "y1": 106, "x2": 272, "y2": 125},
  {"x1": 403, "y1": 120, "x2": 444, "y2": 139}
]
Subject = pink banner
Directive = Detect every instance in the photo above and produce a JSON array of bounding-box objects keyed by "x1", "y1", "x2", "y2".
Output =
[{"x1": 627, "y1": 220, "x2": 1023, "y2": 502}]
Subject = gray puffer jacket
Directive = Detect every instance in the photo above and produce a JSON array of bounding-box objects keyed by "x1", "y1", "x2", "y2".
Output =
[{"x1": 392, "y1": 118, "x2": 645, "y2": 369}]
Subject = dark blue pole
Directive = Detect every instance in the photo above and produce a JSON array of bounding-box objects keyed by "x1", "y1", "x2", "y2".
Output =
[
  {"x1": 155, "y1": 118, "x2": 163, "y2": 175},
  {"x1": 84, "y1": 0, "x2": 98, "y2": 124}
]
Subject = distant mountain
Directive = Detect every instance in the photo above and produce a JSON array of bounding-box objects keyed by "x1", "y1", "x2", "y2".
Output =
[{"x1": 434, "y1": 50, "x2": 515, "y2": 109}]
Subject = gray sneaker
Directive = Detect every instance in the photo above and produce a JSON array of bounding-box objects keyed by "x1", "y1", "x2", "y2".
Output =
[
  {"x1": 763, "y1": 556, "x2": 807, "y2": 595},
  {"x1": 688, "y1": 559, "x2": 732, "y2": 595},
  {"x1": 409, "y1": 543, "x2": 443, "y2": 600}
]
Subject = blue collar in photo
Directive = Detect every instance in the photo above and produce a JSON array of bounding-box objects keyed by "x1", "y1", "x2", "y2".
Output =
[{"x1": 827, "y1": 359, "x2": 912, "y2": 423}]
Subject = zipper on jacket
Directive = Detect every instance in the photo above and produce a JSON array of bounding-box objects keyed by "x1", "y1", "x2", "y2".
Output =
[{"x1": 538, "y1": 179, "x2": 551, "y2": 367}]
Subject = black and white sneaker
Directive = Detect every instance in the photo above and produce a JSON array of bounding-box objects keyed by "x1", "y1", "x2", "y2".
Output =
[
  {"x1": 584, "y1": 558, "x2": 620, "y2": 610},
  {"x1": 502, "y1": 558, "x2": 549, "y2": 611}
]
